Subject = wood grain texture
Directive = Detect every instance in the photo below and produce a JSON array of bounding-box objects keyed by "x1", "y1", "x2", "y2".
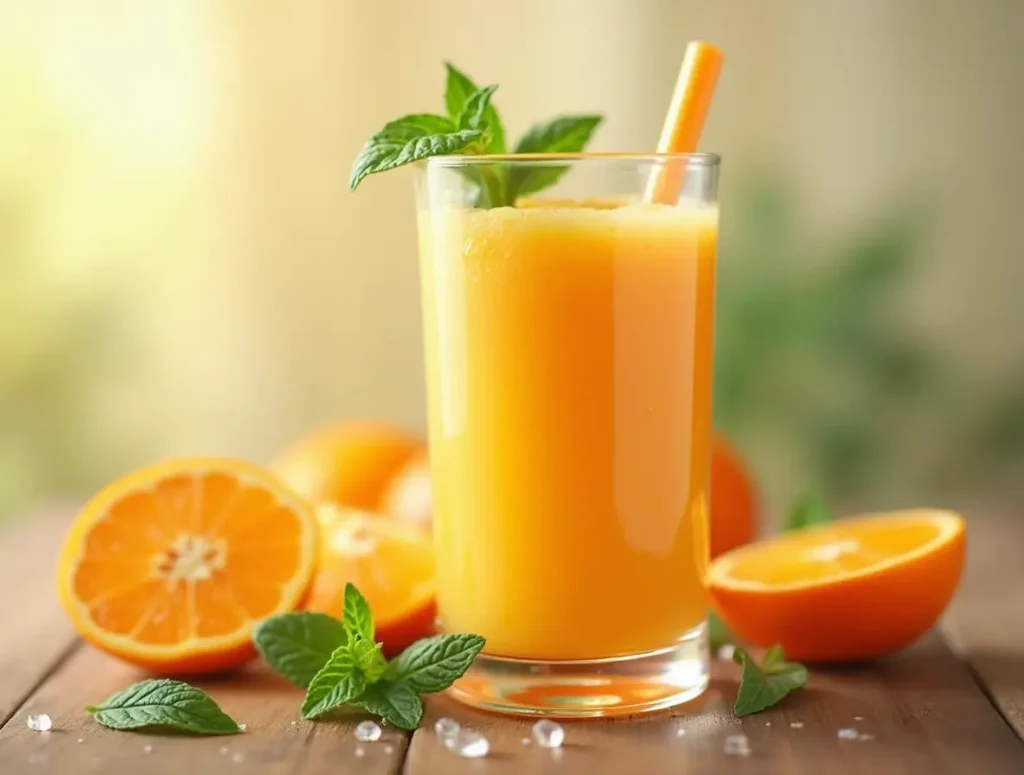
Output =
[
  {"x1": 0, "y1": 509, "x2": 79, "y2": 725},
  {"x1": 0, "y1": 646, "x2": 409, "y2": 774},
  {"x1": 942, "y1": 509, "x2": 1024, "y2": 739},
  {"x1": 405, "y1": 634, "x2": 1024, "y2": 774}
]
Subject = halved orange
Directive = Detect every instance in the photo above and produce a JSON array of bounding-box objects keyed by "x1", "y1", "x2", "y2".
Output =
[
  {"x1": 305, "y1": 507, "x2": 435, "y2": 656},
  {"x1": 708, "y1": 510, "x2": 965, "y2": 662},
  {"x1": 57, "y1": 459, "x2": 318, "y2": 674}
]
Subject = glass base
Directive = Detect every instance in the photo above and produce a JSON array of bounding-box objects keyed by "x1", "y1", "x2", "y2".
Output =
[{"x1": 448, "y1": 621, "x2": 709, "y2": 718}]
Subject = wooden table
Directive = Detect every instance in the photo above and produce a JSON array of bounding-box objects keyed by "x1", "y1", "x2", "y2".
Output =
[{"x1": 1, "y1": 506, "x2": 1022, "y2": 774}]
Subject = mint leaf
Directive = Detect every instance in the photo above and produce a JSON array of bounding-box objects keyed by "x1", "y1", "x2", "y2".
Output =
[
  {"x1": 509, "y1": 115, "x2": 603, "y2": 199},
  {"x1": 351, "y1": 637, "x2": 387, "y2": 683},
  {"x1": 349, "y1": 125, "x2": 487, "y2": 191},
  {"x1": 301, "y1": 643, "x2": 367, "y2": 719},
  {"x1": 357, "y1": 681, "x2": 423, "y2": 731},
  {"x1": 444, "y1": 63, "x2": 505, "y2": 153},
  {"x1": 385, "y1": 633, "x2": 485, "y2": 694},
  {"x1": 86, "y1": 679, "x2": 239, "y2": 735},
  {"x1": 253, "y1": 612, "x2": 347, "y2": 688},
  {"x1": 709, "y1": 611, "x2": 736, "y2": 652},
  {"x1": 732, "y1": 646, "x2": 808, "y2": 717},
  {"x1": 342, "y1": 583, "x2": 374, "y2": 643},
  {"x1": 457, "y1": 85, "x2": 498, "y2": 133},
  {"x1": 786, "y1": 492, "x2": 834, "y2": 532},
  {"x1": 369, "y1": 113, "x2": 454, "y2": 141}
]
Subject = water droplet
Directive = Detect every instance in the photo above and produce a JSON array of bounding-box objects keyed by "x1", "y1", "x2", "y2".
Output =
[
  {"x1": 445, "y1": 729, "x2": 489, "y2": 758},
  {"x1": 854, "y1": 715, "x2": 864, "y2": 721},
  {"x1": 676, "y1": 727, "x2": 687, "y2": 737},
  {"x1": 77, "y1": 739, "x2": 84, "y2": 744},
  {"x1": 764, "y1": 721, "x2": 772, "y2": 727},
  {"x1": 355, "y1": 720, "x2": 382, "y2": 742},
  {"x1": 858, "y1": 733, "x2": 875, "y2": 741},
  {"x1": 532, "y1": 719, "x2": 564, "y2": 748},
  {"x1": 384, "y1": 744, "x2": 394, "y2": 754},
  {"x1": 290, "y1": 720, "x2": 297, "y2": 726},
  {"x1": 434, "y1": 717, "x2": 460, "y2": 741},
  {"x1": 724, "y1": 734, "x2": 750, "y2": 757},
  {"x1": 354, "y1": 746, "x2": 365, "y2": 758},
  {"x1": 219, "y1": 746, "x2": 229, "y2": 755},
  {"x1": 837, "y1": 728, "x2": 859, "y2": 740},
  {"x1": 237, "y1": 721, "x2": 247, "y2": 731},
  {"x1": 231, "y1": 751, "x2": 245, "y2": 763},
  {"x1": 716, "y1": 644, "x2": 736, "y2": 661},
  {"x1": 790, "y1": 722, "x2": 804, "y2": 729},
  {"x1": 521, "y1": 737, "x2": 532, "y2": 745},
  {"x1": 144, "y1": 745, "x2": 153, "y2": 754},
  {"x1": 26, "y1": 715, "x2": 52, "y2": 732}
]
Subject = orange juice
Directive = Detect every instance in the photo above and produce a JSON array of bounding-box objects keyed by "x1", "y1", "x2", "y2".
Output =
[{"x1": 418, "y1": 199, "x2": 717, "y2": 661}]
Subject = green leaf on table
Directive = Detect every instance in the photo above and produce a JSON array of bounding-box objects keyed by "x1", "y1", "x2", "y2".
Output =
[
  {"x1": 351, "y1": 637, "x2": 388, "y2": 683},
  {"x1": 509, "y1": 115, "x2": 603, "y2": 199},
  {"x1": 732, "y1": 645, "x2": 808, "y2": 717},
  {"x1": 785, "y1": 492, "x2": 834, "y2": 532},
  {"x1": 384, "y1": 633, "x2": 486, "y2": 694},
  {"x1": 253, "y1": 612, "x2": 347, "y2": 688},
  {"x1": 444, "y1": 63, "x2": 505, "y2": 153},
  {"x1": 86, "y1": 679, "x2": 239, "y2": 735},
  {"x1": 342, "y1": 582, "x2": 374, "y2": 642},
  {"x1": 301, "y1": 643, "x2": 367, "y2": 719},
  {"x1": 357, "y1": 681, "x2": 424, "y2": 731},
  {"x1": 348, "y1": 117, "x2": 487, "y2": 191}
]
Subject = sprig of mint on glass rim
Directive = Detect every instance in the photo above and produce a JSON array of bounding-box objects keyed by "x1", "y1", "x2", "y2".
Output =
[
  {"x1": 349, "y1": 62, "x2": 603, "y2": 208},
  {"x1": 253, "y1": 583, "x2": 485, "y2": 730}
]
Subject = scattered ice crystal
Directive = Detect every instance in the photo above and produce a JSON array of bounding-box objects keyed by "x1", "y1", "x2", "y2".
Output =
[
  {"x1": 854, "y1": 715, "x2": 864, "y2": 721},
  {"x1": 716, "y1": 644, "x2": 736, "y2": 661},
  {"x1": 434, "y1": 717, "x2": 460, "y2": 741},
  {"x1": 355, "y1": 720, "x2": 383, "y2": 742},
  {"x1": 858, "y1": 733, "x2": 875, "y2": 741},
  {"x1": 724, "y1": 734, "x2": 750, "y2": 757},
  {"x1": 445, "y1": 729, "x2": 490, "y2": 758},
  {"x1": 837, "y1": 728, "x2": 859, "y2": 740},
  {"x1": 532, "y1": 719, "x2": 564, "y2": 749},
  {"x1": 790, "y1": 722, "x2": 804, "y2": 729},
  {"x1": 237, "y1": 721, "x2": 247, "y2": 731},
  {"x1": 26, "y1": 715, "x2": 52, "y2": 732}
]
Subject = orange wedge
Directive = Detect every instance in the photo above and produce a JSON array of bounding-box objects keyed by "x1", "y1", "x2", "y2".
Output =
[
  {"x1": 708, "y1": 510, "x2": 965, "y2": 662},
  {"x1": 57, "y1": 459, "x2": 318, "y2": 674},
  {"x1": 306, "y1": 507, "x2": 436, "y2": 656}
]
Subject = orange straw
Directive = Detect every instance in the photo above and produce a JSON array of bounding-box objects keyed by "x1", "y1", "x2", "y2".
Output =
[{"x1": 644, "y1": 41, "x2": 724, "y2": 204}]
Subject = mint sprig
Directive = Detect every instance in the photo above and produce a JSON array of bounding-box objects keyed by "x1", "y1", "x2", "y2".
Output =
[
  {"x1": 350, "y1": 62, "x2": 603, "y2": 207},
  {"x1": 732, "y1": 645, "x2": 809, "y2": 717},
  {"x1": 253, "y1": 612, "x2": 347, "y2": 688},
  {"x1": 86, "y1": 679, "x2": 240, "y2": 735},
  {"x1": 256, "y1": 583, "x2": 485, "y2": 730}
]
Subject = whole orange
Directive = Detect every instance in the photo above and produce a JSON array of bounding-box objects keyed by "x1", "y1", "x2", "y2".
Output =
[
  {"x1": 271, "y1": 421, "x2": 423, "y2": 510},
  {"x1": 379, "y1": 451, "x2": 432, "y2": 531},
  {"x1": 710, "y1": 435, "x2": 758, "y2": 558}
]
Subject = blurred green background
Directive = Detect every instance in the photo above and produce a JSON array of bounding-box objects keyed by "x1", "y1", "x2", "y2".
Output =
[{"x1": 2, "y1": 1, "x2": 1023, "y2": 523}]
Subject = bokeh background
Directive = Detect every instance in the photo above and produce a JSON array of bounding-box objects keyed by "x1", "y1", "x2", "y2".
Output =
[{"x1": 2, "y1": 0, "x2": 1023, "y2": 524}]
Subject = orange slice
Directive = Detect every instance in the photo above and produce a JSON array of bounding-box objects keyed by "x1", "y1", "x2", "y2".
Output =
[
  {"x1": 57, "y1": 458, "x2": 318, "y2": 674},
  {"x1": 306, "y1": 507, "x2": 436, "y2": 656},
  {"x1": 707, "y1": 510, "x2": 965, "y2": 662}
]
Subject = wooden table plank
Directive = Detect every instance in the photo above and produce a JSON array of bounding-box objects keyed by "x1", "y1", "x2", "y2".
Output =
[
  {"x1": 942, "y1": 508, "x2": 1024, "y2": 739},
  {"x1": 0, "y1": 646, "x2": 409, "y2": 774},
  {"x1": 0, "y1": 509, "x2": 80, "y2": 726},
  {"x1": 406, "y1": 634, "x2": 1024, "y2": 774}
]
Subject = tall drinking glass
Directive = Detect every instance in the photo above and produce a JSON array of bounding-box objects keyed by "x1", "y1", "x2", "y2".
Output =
[{"x1": 415, "y1": 154, "x2": 719, "y2": 717}]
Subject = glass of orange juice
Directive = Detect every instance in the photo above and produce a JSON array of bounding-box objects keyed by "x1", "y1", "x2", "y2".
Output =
[{"x1": 415, "y1": 153, "x2": 719, "y2": 717}]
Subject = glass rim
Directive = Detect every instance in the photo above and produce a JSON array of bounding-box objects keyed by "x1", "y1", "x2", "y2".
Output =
[{"x1": 424, "y1": 152, "x2": 721, "y2": 167}]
